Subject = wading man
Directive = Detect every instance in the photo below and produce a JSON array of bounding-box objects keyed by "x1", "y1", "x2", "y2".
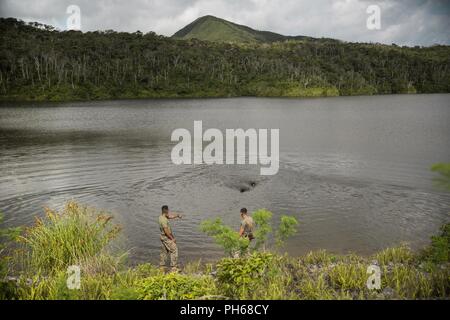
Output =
[
  {"x1": 235, "y1": 208, "x2": 255, "y2": 257},
  {"x1": 159, "y1": 205, "x2": 183, "y2": 272},
  {"x1": 239, "y1": 208, "x2": 255, "y2": 241}
]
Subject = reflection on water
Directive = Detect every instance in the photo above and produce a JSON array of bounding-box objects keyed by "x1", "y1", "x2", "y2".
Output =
[{"x1": 1, "y1": 95, "x2": 449, "y2": 264}]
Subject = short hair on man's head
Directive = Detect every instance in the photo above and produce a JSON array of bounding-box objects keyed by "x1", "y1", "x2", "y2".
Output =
[
  {"x1": 162, "y1": 205, "x2": 169, "y2": 213},
  {"x1": 240, "y1": 208, "x2": 248, "y2": 214}
]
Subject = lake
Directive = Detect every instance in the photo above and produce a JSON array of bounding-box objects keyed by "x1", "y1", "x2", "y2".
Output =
[{"x1": 1, "y1": 94, "x2": 449, "y2": 265}]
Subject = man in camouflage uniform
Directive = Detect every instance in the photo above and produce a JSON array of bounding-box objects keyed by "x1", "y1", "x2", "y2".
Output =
[
  {"x1": 239, "y1": 208, "x2": 255, "y2": 241},
  {"x1": 235, "y1": 208, "x2": 255, "y2": 257},
  {"x1": 159, "y1": 205, "x2": 182, "y2": 272}
]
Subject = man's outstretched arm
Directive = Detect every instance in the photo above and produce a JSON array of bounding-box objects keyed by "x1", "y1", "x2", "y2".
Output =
[{"x1": 167, "y1": 212, "x2": 183, "y2": 219}]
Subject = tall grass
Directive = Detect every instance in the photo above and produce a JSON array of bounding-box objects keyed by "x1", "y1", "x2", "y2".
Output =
[
  {"x1": 17, "y1": 201, "x2": 121, "y2": 275},
  {"x1": 375, "y1": 244, "x2": 414, "y2": 266}
]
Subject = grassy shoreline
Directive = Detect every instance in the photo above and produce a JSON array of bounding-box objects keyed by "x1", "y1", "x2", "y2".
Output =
[{"x1": 1, "y1": 201, "x2": 448, "y2": 300}]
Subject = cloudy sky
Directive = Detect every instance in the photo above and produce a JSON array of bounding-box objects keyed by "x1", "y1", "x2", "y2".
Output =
[{"x1": 0, "y1": 0, "x2": 449, "y2": 46}]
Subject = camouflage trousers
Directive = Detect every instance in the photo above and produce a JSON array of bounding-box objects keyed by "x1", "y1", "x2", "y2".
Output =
[{"x1": 160, "y1": 235, "x2": 178, "y2": 272}]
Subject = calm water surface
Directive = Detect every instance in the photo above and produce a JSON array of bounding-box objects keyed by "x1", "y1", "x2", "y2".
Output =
[{"x1": 1, "y1": 94, "x2": 449, "y2": 264}]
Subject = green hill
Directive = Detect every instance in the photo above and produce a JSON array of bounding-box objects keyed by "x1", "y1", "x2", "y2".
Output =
[{"x1": 172, "y1": 15, "x2": 307, "y2": 43}]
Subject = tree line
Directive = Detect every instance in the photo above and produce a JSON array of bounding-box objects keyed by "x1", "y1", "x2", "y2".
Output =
[{"x1": 0, "y1": 18, "x2": 449, "y2": 101}]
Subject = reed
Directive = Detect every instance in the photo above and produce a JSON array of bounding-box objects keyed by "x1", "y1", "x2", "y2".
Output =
[{"x1": 16, "y1": 201, "x2": 121, "y2": 275}]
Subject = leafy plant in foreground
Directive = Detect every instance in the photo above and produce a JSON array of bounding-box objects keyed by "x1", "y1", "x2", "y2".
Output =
[
  {"x1": 136, "y1": 273, "x2": 216, "y2": 300},
  {"x1": 215, "y1": 252, "x2": 275, "y2": 299},
  {"x1": 200, "y1": 218, "x2": 250, "y2": 256},
  {"x1": 201, "y1": 209, "x2": 298, "y2": 255}
]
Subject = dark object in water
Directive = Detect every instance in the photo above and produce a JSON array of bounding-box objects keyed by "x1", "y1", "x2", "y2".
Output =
[
  {"x1": 240, "y1": 181, "x2": 257, "y2": 193},
  {"x1": 224, "y1": 178, "x2": 259, "y2": 193}
]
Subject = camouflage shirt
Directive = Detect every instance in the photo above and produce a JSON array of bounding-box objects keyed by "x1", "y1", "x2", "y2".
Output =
[{"x1": 159, "y1": 215, "x2": 172, "y2": 237}]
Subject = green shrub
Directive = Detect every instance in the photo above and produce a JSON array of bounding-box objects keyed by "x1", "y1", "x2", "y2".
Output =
[
  {"x1": 252, "y1": 209, "x2": 273, "y2": 250},
  {"x1": 200, "y1": 218, "x2": 250, "y2": 256},
  {"x1": 422, "y1": 223, "x2": 450, "y2": 264},
  {"x1": 109, "y1": 285, "x2": 140, "y2": 300},
  {"x1": 201, "y1": 209, "x2": 298, "y2": 255},
  {"x1": 136, "y1": 273, "x2": 216, "y2": 300},
  {"x1": 131, "y1": 263, "x2": 161, "y2": 278},
  {"x1": 276, "y1": 215, "x2": 299, "y2": 248},
  {"x1": 215, "y1": 252, "x2": 276, "y2": 299},
  {"x1": 428, "y1": 235, "x2": 449, "y2": 263}
]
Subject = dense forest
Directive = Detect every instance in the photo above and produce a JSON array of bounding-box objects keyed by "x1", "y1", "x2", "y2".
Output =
[{"x1": 0, "y1": 17, "x2": 449, "y2": 101}]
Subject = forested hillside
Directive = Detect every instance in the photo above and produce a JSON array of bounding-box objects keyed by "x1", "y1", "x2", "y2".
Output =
[{"x1": 0, "y1": 17, "x2": 449, "y2": 101}]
